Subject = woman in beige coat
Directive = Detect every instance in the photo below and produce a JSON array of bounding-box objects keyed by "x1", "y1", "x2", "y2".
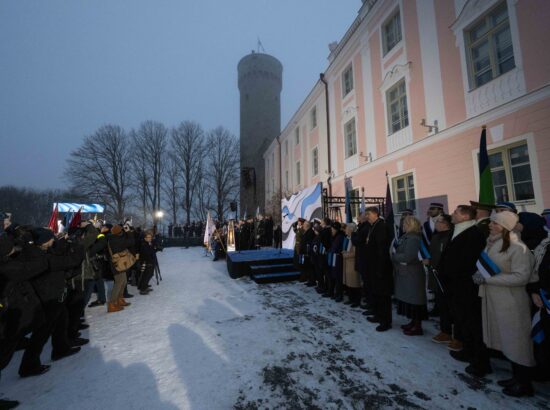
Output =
[
  {"x1": 472, "y1": 211, "x2": 537, "y2": 397},
  {"x1": 342, "y1": 223, "x2": 361, "y2": 307}
]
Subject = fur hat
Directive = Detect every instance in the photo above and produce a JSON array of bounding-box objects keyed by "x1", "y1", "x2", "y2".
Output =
[
  {"x1": 111, "y1": 225, "x2": 123, "y2": 236},
  {"x1": 491, "y1": 211, "x2": 519, "y2": 232}
]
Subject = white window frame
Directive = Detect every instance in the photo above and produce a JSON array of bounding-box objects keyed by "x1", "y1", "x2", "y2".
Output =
[
  {"x1": 382, "y1": 10, "x2": 402, "y2": 56},
  {"x1": 465, "y1": 1, "x2": 515, "y2": 90},
  {"x1": 342, "y1": 64, "x2": 354, "y2": 98},
  {"x1": 386, "y1": 78, "x2": 409, "y2": 135},
  {"x1": 311, "y1": 146, "x2": 319, "y2": 176},
  {"x1": 392, "y1": 172, "x2": 416, "y2": 214},
  {"x1": 344, "y1": 118, "x2": 357, "y2": 159}
]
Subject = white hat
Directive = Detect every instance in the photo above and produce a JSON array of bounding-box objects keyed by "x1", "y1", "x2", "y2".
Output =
[{"x1": 490, "y1": 211, "x2": 518, "y2": 232}]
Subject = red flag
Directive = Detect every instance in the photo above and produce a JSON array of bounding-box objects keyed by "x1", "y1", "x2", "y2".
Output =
[
  {"x1": 69, "y1": 207, "x2": 82, "y2": 229},
  {"x1": 48, "y1": 204, "x2": 59, "y2": 233}
]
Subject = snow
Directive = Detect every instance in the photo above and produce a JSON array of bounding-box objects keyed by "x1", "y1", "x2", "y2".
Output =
[{"x1": 1, "y1": 247, "x2": 549, "y2": 409}]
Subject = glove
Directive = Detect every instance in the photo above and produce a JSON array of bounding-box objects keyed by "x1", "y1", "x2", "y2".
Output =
[{"x1": 472, "y1": 271, "x2": 486, "y2": 285}]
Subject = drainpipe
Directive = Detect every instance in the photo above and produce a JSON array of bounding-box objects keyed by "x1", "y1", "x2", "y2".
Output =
[
  {"x1": 320, "y1": 73, "x2": 332, "y2": 197},
  {"x1": 276, "y1": 135, "x2": 282, "y2": 202}
]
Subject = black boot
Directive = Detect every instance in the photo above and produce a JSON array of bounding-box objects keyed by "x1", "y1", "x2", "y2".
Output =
[
  {"x1": 19, "y1": 364, "x2": 50, "y2": 378},
  {"x1": 502, "y1": 381, "x2": 534, "y2": 397},
  {"x1": 0, "y1": 399, "x2": 20, "y2": 409},
  {"x1": 51, "y1": 346, "x2": 81, "y2": 361}
]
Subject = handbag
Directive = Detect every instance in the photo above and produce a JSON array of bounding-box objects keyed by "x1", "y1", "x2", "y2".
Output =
[{"x1": 108, "y1": 244, "x2": 137, "y2": 273}]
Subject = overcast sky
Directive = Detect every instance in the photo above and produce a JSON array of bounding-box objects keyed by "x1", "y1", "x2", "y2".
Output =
[{"x1": 0, "y1": 0, "x2": 358, "y2": 189}]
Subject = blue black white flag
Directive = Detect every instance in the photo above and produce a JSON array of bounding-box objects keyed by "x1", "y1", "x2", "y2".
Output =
[
  {"x1": 475, "y1": 251, "x2": 501, "y2": 279},
  {"x1": 417, "y1": 240, "x2": 431, "y2": 261},
  {"x1": 532, "y1": 289, "x2": 550, "y2": 344}
]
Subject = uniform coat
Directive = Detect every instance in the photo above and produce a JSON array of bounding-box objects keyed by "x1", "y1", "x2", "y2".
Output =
[
  {"x1": 391, "y1": 232, "x2": 426, "y2": 306},
  {"x1": 479, "y1": 235, "x2": 537, "y2": 367},
  {"x1": 329, "y1": 231, "x2": 345, "y2": 280},
  {"x1": 365, "y1": 218, "x2": 393, "y2": 295}
]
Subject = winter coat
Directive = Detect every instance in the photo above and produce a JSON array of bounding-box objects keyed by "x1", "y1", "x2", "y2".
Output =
[
  {"x1": 351, "y1": 222, "x2": 369, "y2": 275},
  {"x1": 479, "y1": 235, "x2": 537, "y2": 367},
  {"x1": 439, "y1": 224, "x2": 486, "y2": 297},
  {"x1": 329, "y1": 231, "x2": 345, "y2": 279},
  {"x1": 427, "y1": 230, "x2": 452, "y2": 291},
  {"x1": 391, "y1": 232, "x2": 426, "y2": 306},
  {"x1": 299, "y1": 228, "x2": 315, "y2": 268},
  {"x1": 365, "y1": 218, "x2": 393, "y2": 295},
  {"x1": 107, "y1": 231, "x2": 135, "y2": 255},
  {"x1": 139, "y1": 240, "x2": 158, "y2": 266},
  {"x1": 343, "y1": 237, "x2": 361, "y2": 288}
]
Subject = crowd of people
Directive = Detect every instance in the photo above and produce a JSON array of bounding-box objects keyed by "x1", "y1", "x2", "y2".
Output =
[
  {"x1": 0, "y1": 215, "x2": 161, "y2": 409},
  {"x1": 167, "y1": 221, "x2": 204, "y2": 238},
  {"x1": 291, "y1": 201, "x2": 550, "y2": 398}
]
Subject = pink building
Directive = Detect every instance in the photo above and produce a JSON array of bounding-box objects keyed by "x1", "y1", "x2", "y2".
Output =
[{"x1": 264, "y1": 0, "x2": 550, "y2": 219}]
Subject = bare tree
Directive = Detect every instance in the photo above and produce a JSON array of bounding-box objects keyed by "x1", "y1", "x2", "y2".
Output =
[
  {"x1": 192, "y1": 167, "x2": 212, "y2": 222},
  {"x1": 65, "y1": 125, "x2": 131, "y2": 221},
  {"x1": 205, "y1": 127, "x2": 240, "y2": 221},
  {"x1": 129, "y1": 129, "x2": 150, "y2": 225},
  {"x1": 132, "y1": 121, "x2": 168, "y2": 220},
  {"x1": 162, "y1": 152, "x2": 181, "y2": 225},
  {"x1": 171, "y1": 121, "x2": 205, "y2": 224}
]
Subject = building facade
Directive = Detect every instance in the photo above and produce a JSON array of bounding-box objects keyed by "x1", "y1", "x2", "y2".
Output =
[{"x1": 264, "y1": 0, "x2": 550, "y2": 219}]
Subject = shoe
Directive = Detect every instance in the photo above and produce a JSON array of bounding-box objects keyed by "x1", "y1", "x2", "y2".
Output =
[
  {"x1": 404, "y1": 327, "x2": 424, "y2": 336},
  {"x1": 315, "y1": 287, "x2": 325, "y2": 294},
  {"x1": 447, "y1": 339, "x2": 463, "y2": 352},
  {"x1": 362, "y1": 310, "x2": 375, "y2": 316},
  {"x1": 360, "y1": 304, "x2": 372, "y2": 310},
  {"x1": 502, "y1": 382, "x2": 534, "y2": 397},
  {"x1": 20, "y1": 364, "x2": 50, "y2": 378},
  {"x1": 322, "y1": 293, "x2": 332, "y2": 298},
  {"x1": 400, "y1": 321, "x2": 414, "y2": 330},
  {"x1": 367, "y1": 316, "x2": 380, "y2": 323},
  {"x1": 343, "y1": 300, "x2": 352, "y2": 305},
  {"x1": 334, "y1": 296, "x2": 343, "y2": 303},
  {"x1": 88, "y1": 300, "x2": 105, "y2": 308},
  {"x1": 306, "y1": 282, "x2": 316, "y2": 287},
  {"x1": 376, "y1": 324, "x2": 392, "y2": 332},
  {"x1": 118, "y1": 298, "x2": 131, "y2": 307},
  {"x1": 449, "y1": 350, "x2": 470, "y2": 363},
  {"x1": 123, "y1": 293, "x2": 134, "y2": 298},
  {"x1": 68, "y1": 331, "x2": 82, "y2": 339},
  {"x1": 108, "y1": 302, "x2": 123, "y2": 313},
  {"x1": 51, "y1": 346, "x2": 81, "y2": 361},
  {"x1": 350, "y1": 303, "x2": 360, "y2": 308},
  {"x1": 139, "y1": 290, "x2": 150, "y2": 295},
  {"x1": 465, "y1": 364, "x2": 492, "y2": 378},
  {"x1": 70, "y1": 337, "x2": 89, "y2": 347},
  {"x1": 78, "y1": 323, "x2": 89, "y2": 330},
  {"x1": 431, "y1": 332, "x2": 452, "y2": 344},
  {"x1": 497, "y1": 378, "x2": 516, "y2": 387},
  {"x1": 0, "y1": 399, "x2": 20, "y2": 409}
]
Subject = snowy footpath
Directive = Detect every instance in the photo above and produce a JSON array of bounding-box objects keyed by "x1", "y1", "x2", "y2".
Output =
[{"x1": 1, "y1": 247, "x2": 549, "y2": 410}]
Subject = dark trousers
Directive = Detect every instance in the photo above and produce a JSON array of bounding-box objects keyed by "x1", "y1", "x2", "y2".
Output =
[
  {"x1": 66, "y1": 288, "x2": 84, "y2": 338},
  {"x1": 19, "y1": 301, "x2": 70, "y2": 374},
  {"x1": 139, "y1": 264, "x2": 154, "y2": 291},
  {"x1": 453, "y1": 292, "x2": 489, "y2": 370},
  {"x1": 347, "y1": 287, "x2": 361, "y2": 304},
  {"x1": 83, "y1": 278, "x2": 107, "y2": 306},
  {"x1": 435, "y1": 287, "x2": 453, "y2": 335},
  {"x1": 360, "y1": 269, "x2": 374, "y2": 306},
  {"x1": 373, "y1": 294, "x2": 392, "y2": 326},
  {"x1": 512, "y1": 361, "x2": 532, "y2": 384}
]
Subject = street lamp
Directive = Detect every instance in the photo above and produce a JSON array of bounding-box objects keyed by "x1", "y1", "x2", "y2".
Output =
[
  {"x1": 155, "y1": 210, "x2": 164, "y2": 219},
  {"x1": 154, "y1": 210, "x2": 164, "y2": 236}
]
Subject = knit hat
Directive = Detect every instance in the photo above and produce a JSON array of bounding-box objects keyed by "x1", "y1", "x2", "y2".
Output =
[
  {"x1": 491, "y1": 211, "x2": 519, "y2": 232},
  {"x1": 0, "y1": 234, "x2": 14, "y2": 257},
  {"x1": 111, "y1": 225, "x2": 123, "y2": 236},
  {"x1": 33, "y1": 228, "x2": 55, "y2": 246}
]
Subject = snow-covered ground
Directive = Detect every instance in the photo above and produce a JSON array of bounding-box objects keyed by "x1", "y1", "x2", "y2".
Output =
[{"x1": 1, "y1": 247, "x2": 549, "y2": 409}]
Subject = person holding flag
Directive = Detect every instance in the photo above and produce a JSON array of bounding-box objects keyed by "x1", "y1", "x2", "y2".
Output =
[
  {"x1": 391, "y1": 215, "x2": 427, "y2": 336},
  {"x1": 472, "y1": 211, "x2": 537, "y2": 397}
]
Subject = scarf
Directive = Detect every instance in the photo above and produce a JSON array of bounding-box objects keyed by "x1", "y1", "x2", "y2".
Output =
[{"x1": 451, "y1": 220, "x2": 476, "y2": 240}]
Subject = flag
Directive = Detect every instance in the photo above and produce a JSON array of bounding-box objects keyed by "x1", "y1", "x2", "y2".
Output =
[
  {"x1": 48, "y1": 203, "x2": 59, "y2": 233},
  {"x1": 532, "y1": 289, "x2": 550, "y2": 344},
  {"x1": 345, "y1": 176, "x2": 353, "y2": 223},
  {"x1": 476, "y1": 251, "x2": 501, "y2": 280},
  {"x1": 203, "y1": 211, "x2": 215, "y2": 247},
  {"x1": 69, "y1": 207, "x2": 82, "y2": 229},
  {"x1": 418, "y1": 240, "x2": 431, "y2": 261},
  {"x1": 385, "y1": 179, "x2": 395, "y2": 243},
  {"x1": 478, "y1": 127, "x2": 495, "y2": 205},
  {"x1": 343, "y1": 237, "x2": 352, "y2": 252},
  {"x1": 360, "y1": 188, "x2": 366, "y2": 215}
]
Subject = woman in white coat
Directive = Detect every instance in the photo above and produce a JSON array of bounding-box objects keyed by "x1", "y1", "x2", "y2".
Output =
[{"x1": 472, "y1": 211, "x2": 537, "y2": 397}]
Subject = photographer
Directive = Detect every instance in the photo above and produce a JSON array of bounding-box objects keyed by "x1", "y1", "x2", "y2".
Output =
[
  {"x1": 138, "y1": 230, "x2": 159, "y2": 295},
  {"x1": 106, "y1": 224, "x2": 135, "y2": 313},
  {"x1": 84, "y1": 224, "x2": 109, "y2": 308}
]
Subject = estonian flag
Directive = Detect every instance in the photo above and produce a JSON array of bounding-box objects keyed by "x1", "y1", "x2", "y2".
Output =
[
  {"x1": 343, "y1": 237, "x2": 352, "y2": 252},
  {"x1": 390, "y1": 237, "x2": 398, "y2": 254},
  {"x1": 417, "y1": 240, "x2": 431, "y2": 261},
  {"x1": 532, "y1": 289, "x2": 550, "y2": 344},
  {"x1": 478, "y1": 127, "x2": 496, "y2": 205},
  {"x1": 476, "y1": 251, "x2": 501, "y2": 280}
]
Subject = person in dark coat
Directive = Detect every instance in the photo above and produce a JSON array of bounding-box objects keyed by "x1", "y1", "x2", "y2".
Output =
[
  {"x1": 264, "y1": 216, "x2": 274, "y2": 247},
  {"x1": 138, "y1": 230, "x2": 159, "y2": 294},
  {"x1": 328, "y1": 222, "x2": 345, "y2": 302},
  {"x1": 106, "y1": 225, "x2": 135, "y2": 313},
  {"x1": 273, "y1": 224, "x2": 282, "y2": 249},
  {"x1": 364, "y1": 206, "x2": 393, "y2": 332},
  {"x1": 352, "y1": 213, "x2": 371, "y2": 308},
  {"x1": 19, "y1": 229, "x2": 85, "y2": 378},
  {"x1": 423, "y1": 202, "x2": 444, "y2": 243},
  {"x1": 299, "y1": 221, "x2": 315, "y2": 285},
  {"x1": 319, "y1": 218, "x2": 332, "y2": 296},
  {"x1": 439, "y1": 205, "x2": 489, "y2": 377},
  {"x1": 85, "y1": 225, "x2": 109, "y2": 307}
]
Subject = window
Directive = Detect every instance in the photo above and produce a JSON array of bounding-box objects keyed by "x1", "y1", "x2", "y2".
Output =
[
  {"x1": 296, "y1": 161, "x2": 301, "y2": 185},
  {"x1": 383, "y1": 11, "x2": 402, "y2": 56},
  {"x1": 310, "y1": 106, "x2": 317, "y2": 130},
  {"x1": 344, "y1": 118, "x2": 357, "y2": 158},
  {"x1": 295, "y1": 127, "x2": 300, "y2": 145},
  {"x1": 342, "y1": 65, "x2": 354, "y2": 97},
  {"x1": 285, "y1": 140, "x2": 288, "y2": 157},
  {"x1": 312, "y1": 147, "x2": 319, "y2": 176},
  {"x1": 488, "y1": 142, "x2": 534, "y2": 202},
  {"x1": 392, "y1": 173, "x2": 416, "y2": 213},
  {"x1": 285, "y1": 170, "x2": 289, "y2": 190},
  {"x1": 350, "y1": 188, "x2": 360, "y2": 220},
  {"x1": 386, "y1": 79, "x2": 409, "y2": 134},
  {"x1": 466, "y1": 2, "x2": 515, "y2": 88}
]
